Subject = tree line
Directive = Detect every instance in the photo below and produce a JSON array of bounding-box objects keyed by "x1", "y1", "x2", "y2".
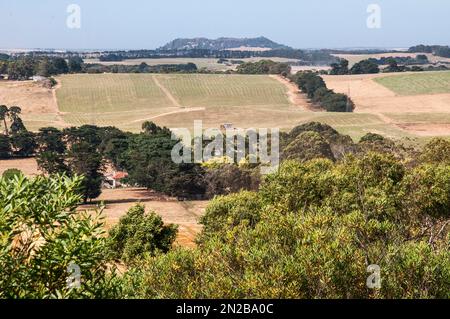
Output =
[
  {"x1": 94, "y1": 48, "x2": 338, "y2": 65},
  {"x1": 291, "y1": 72, "x2": 355, "y2": 112},
  {"x1": 409, "y1": 45, "x2": 450, "y2": 58},
  {"x1": 236, "y1": 60, "x2": 291, "y2": 75},
  {"x1": 0, "y1": 56, "x2": 82, "y2": 80},
  {"x1": 330, "y1": 57, "x2": 448, "y2": 76},
  {"x1": 84, "y1": 62, "x2": 198, "y2": 74},
  {"x1": 0, "y1": 54, "x2": 203, "y2": 79}
]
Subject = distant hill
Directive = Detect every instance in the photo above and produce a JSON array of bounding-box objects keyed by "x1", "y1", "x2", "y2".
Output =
[{"x1": 159, "y1": 37, "x2": 289, "y2": 51}]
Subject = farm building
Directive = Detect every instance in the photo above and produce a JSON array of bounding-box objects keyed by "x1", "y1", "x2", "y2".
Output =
[{"x1": 103, "y1": 171, "x2": 129, "y2": 189}]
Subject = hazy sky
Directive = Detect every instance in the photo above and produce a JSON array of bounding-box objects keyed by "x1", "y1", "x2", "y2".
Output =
[{"x1": 1, "y1": 0, "x2": 449, "y2": 50}]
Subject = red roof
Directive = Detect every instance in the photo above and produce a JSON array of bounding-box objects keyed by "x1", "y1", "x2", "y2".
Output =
[{"x1": 112, "y1": 172, "x2": 128, "y2": 180}]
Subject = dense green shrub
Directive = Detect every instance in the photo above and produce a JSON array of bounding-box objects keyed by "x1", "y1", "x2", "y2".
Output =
[
  {"x1": 350, "y1": 59, "x2": 380, "y2": 74},
  {"x1": 295, "y1": 72, "x2": 327, "y2": 98},
  {"x1": 420, "y1": 138, "x2": 450, "y2": 164},
  {"x1": 282, "y1": 122, "x2": 355, "y2": 160},
  {"x1": 282, "y1": 131, "x2": 335, "y2": 162},
  {"x1": 203, "y1": 164, "x2": 260, "y2": 198},
  {"x1": 199, "y1": 191, "x2": 262, "y2": 243},
  {"x1": 121, "y1": 153, "x2": 450, "y2": 299},
  {"x1": 1, "y1": 168, "x2": 23, "y2": 180},
  {"x1": 0, "y1": 175, "x2": 118, "y2": 298},
  {"x1": 108, "y1": 204, "x2": 178, "y2": 264},
  {"x1": 330, "y1": 59, "x2": 349, "y2": 75}
]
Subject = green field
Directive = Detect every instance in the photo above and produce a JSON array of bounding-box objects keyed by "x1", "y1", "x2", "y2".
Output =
[{"x1": 375, "y1": 71, "x2": 450, "y2": 95}]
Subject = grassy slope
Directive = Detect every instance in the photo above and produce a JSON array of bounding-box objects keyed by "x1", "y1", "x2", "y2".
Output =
[{"x1": 56, "y1": 73, "x2": 296, "y2": 130}]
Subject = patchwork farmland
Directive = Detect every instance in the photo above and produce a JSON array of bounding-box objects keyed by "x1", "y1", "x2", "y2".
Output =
[
  {"x1": 55, "y1": 71, "x2": 450, "y2": 139},
  {"x1": 3, "y1": 71, "x2": 450, "y2": 140}
]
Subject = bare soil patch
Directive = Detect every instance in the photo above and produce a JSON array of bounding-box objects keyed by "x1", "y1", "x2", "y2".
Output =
[
  {"x1": 0, "y1": 80, "x2": 57, "y2": 115},
  {"x1": 0, "y1": 80, "x2": 68, "y2": 130},
  {"x1": 0, "y1": 158, "x2": 41, "y2": 177},
  {"x1": 270, "y1": 75, "x2": 317, "y2": 111}
]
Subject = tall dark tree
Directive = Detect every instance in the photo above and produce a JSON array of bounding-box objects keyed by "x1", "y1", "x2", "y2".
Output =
[
  {"x1": 7, "y1": 57, "x2": 36, "y2": 80},
  {"x1": 330, "y1": 59, "x2": 349, "y2": 75},
  {"x1": 103, "y1": 137, "x2": 130, "y2": 170},
  {"x1": 350, "y1": 59, "x2": 380, "y2": 74},
  {"x1": 66, "y1": 141, "x2": 104, "y2": 203},
  {"x1": 142, "y1": 121, "x2": 171, "y2": 136},
  {"x1": 10, "y1": 131, "x2": 36, "y2": 157},
  {"x1": 62, "y1": 126, "x2": 106, "y2": 201},
  {"x1": 8, "y1": 106, "x2": 21, "y2": 122},
  {"x1": 68, "y1": 57, "x2": 83, "y2": 73},
  {"x1": 122, "y1": 125, "x2": 205, "y2": 198},
  {"x1": 0, "y1": 134, "x2": 11, "y2": 159},
  {"x1": 0, "y1": 105, "x2": 9, "y2": 135},
  {"x1": 35, "y1": 127, "x2": 69, "y2": 175},
  {"x1": 63, "y1": 125, "x2": 103, "y2": 148},
  {"x1": 36, "y1": 58, "x2": 52, "y2": 77},
  {"x1": 51, "y1": 57, "x2": 69, "y2": 74},
  {"x1": 10, "y1": 117, "x2": 27, "y2": 135}
]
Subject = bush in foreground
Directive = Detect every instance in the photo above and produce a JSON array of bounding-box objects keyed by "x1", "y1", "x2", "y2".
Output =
[
  {"x1": 0, "y1": 174, "x2": 118, "y2": 298},
  {"x1": 121, "y1": 153, "x2": 450, "y2": 299},
  {"x1": 108, "y1": 204, "x2": 178, "y2": 265}
]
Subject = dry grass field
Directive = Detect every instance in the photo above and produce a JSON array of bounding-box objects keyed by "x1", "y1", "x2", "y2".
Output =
[
  {"x1": 55, "y1": 73, "x2": 313, "y2": 132},
  {"x1": 0, "y1": 80, "x2": 66, "y2": 131},
  {"x1": 323, "y1": 71, "x2": 450, "y2": 137},
  {"x1": 83, "y1": 188, "x2": 208, "y2": 248},
  {"x1": 0, "y1": 158, "x2": 41, "y2": 177}
]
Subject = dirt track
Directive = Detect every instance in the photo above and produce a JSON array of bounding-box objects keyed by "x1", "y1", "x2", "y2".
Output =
[{"x1": 270, "y1": 75, "x2": 316, "y2": 111}]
